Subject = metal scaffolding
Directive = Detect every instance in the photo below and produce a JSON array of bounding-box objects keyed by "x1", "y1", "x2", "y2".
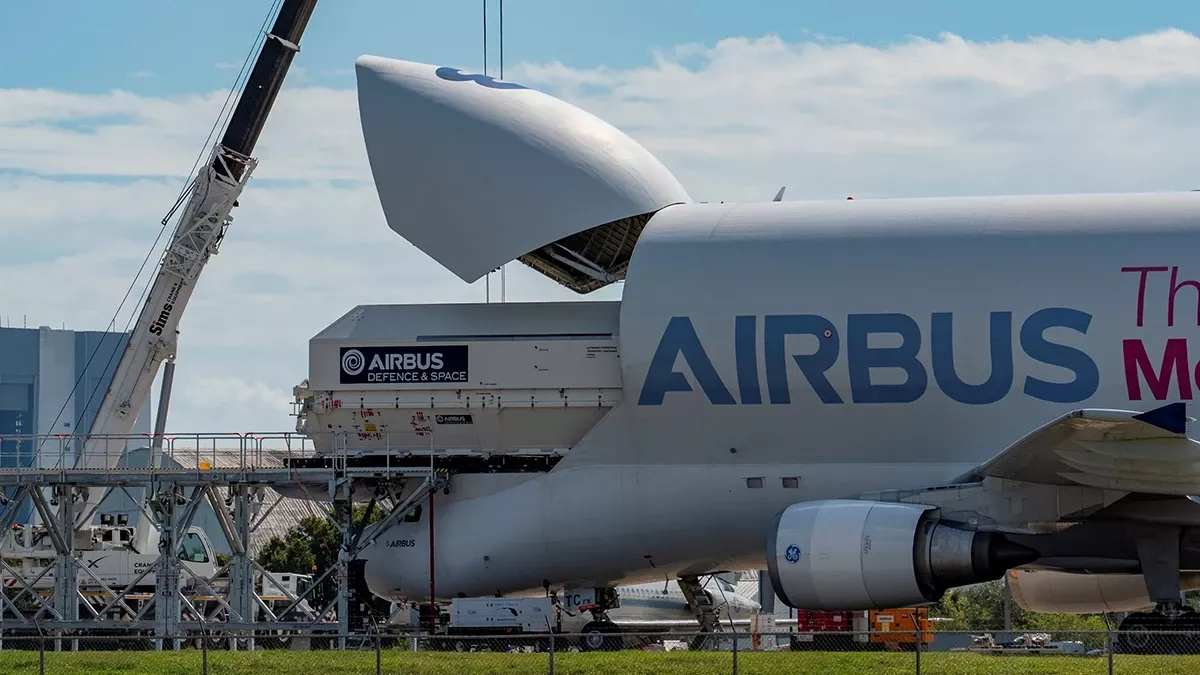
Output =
[{"x1": 0, "y1": 432, "x2": 446, "y2": 649}]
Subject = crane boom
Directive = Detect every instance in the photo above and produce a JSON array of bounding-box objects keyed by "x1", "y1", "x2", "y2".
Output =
[{"x1": 74, "y1": 0, "x2": 320, "y2": 530}]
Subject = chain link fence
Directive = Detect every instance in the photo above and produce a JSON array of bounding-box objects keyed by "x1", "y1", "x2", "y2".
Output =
[{"x1": 1, "y1": 629, "x2": 1200, "y2": 673}]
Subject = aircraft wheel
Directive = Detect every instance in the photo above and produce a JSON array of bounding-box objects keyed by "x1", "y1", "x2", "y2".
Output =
[
  {"x1": 1118, "y1": 613, "x2": 1162, "y2": 654},
  {"x1": 1175, "y1": 610, "x2": 1200, "y2": 654},
  {"x1": 579, "y1": 621, "x2": 621, "y2": 651}
]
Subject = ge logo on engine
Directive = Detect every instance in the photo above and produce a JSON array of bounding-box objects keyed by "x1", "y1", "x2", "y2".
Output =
[
  {"x1": 341, "y1": 349, "x2": 366, "y2": 376},
  {"x1": 785, "y1": 545, "x2": 801, "y2": 564}
]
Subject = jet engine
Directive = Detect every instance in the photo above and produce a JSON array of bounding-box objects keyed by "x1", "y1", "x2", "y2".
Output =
[
  {"x1": 767, "y1": 499, "x2": 1039, "y2": 610},
  {"x1": 1007, "y1": 569, "x2": 1200, "y2": 614}
]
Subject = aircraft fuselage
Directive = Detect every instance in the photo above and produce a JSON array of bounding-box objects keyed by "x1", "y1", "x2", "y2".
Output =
[{"x1": 359, "y1": 193, "x2": 1200, "y2": 602}]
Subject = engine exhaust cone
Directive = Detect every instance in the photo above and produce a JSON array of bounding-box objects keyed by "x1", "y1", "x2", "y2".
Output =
[{"x1": 979, "y1": 535, "x2": 1040, "y2": 578}]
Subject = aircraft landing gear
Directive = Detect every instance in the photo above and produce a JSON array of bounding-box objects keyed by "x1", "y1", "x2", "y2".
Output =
[
  {"x1": 1118, "y1": 525, "x2": 1200, "y2": 654},
  {"x1": 577, "y1": 588, "x2": 623, "y2": 652},
  {"x1": 1117, "y1": 603, "x2": 1200, "y2": 654}
]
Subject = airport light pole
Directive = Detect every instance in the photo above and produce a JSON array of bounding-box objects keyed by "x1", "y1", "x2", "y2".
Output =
[{"x1": 1004, "y1": 574, "x2": 1012, "y2": 630}]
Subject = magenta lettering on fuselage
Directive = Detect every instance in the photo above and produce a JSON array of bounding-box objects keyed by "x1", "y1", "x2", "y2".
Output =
[{"x1": 1122, "y1": 266, "x2": 1200, "y2": 401}]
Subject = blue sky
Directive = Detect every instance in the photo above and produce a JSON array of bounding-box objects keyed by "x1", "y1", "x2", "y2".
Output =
[
  {"x1": 2, "y1": 0, "x2": 1196, "y2": 95},
  {"x1": 4, "y1": 3, "x2": 1200, "y2": 432}
]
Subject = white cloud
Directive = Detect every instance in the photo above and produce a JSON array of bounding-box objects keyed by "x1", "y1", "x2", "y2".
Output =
[
  {"x1": 513, "y1": 29, "x2": 1200, "y2": 200},
  {"x1": 0, "y1": 87, "x2": 362, "y2": 180},
  {"x1": 169, "y1": 376, "x2": 294, "y2": 434},
  {"x1": 3, "y1": 29, "x2": 1200, "y2": 432}
]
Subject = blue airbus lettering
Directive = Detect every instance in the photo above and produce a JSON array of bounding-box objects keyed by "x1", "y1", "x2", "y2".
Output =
[{"x1": 636, "y1": 309, "x2": 1099, "y2": 406}]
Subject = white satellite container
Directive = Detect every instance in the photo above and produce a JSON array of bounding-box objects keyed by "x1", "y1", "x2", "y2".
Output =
[{"x1": 298, "y1": 301, "x2": 622, "y2": 455}]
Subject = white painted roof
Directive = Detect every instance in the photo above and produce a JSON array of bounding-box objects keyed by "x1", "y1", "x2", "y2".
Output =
[
  {"x1": 311, "y1": 301, "x2": 622, "y2": 343},
  {"x1": 355, "y1": 56, "x2": 691, "y2": 290},
  {"x1": 167, "y1": 447, "x2": 324, "y2": 555}
]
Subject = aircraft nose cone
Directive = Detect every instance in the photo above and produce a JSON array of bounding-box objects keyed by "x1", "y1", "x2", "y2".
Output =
[
  {"x1": 358, "y1": 522, "x2": 428, "y2": 601},
  {"x1": 361, "y1": 556, "x2": 394, "y2": 600}
]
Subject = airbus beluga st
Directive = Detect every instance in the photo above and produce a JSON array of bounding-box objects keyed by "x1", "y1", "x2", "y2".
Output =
[{"x1": 288, "y1": 54, "x2": 1200, "y2": 651}]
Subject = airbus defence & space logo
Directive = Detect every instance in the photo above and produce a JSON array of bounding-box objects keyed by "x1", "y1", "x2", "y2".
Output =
[
  {"x1": 341, "y1": 349, "x2": 366, "y2": 376},
  {"x1": 339, "y1": 345, "x2": 469, "y2": 384}
]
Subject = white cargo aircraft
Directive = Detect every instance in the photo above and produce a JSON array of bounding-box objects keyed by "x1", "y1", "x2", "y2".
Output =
[
  {"x1": 289, "y1": 54, "x2": 1200, "y2": 654},
  {"x1": 391, "y1": 576, "x2": 760, "y2": 632},
  {"x1": 563, "y1": 576, "x2": 760, "y2": 632}
]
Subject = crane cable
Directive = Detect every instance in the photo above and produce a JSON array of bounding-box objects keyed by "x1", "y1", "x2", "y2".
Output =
[
  {"x1": 483, "y1": 0, "x2": 507, "y2": 303},
  {"x1": 34, "y1": 0, "x2": 285, "y2": 470}
]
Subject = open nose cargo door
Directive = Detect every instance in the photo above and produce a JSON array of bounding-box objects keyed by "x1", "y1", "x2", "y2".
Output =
[{"x1": 355, "y1": 55, "x2": 692, "y2": 293}]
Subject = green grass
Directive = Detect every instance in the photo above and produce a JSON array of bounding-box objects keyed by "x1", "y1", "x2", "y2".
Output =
[{"x1": 1, "y1": 649, "x2": 1198, "y2": 675}]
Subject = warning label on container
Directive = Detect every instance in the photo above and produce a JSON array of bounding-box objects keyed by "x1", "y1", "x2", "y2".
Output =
[{"x1": 339, "y1": 346, "x2": 468, "y2": 384}]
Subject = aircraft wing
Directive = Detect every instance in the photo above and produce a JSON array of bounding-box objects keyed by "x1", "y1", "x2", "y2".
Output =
[{"x1": 955, "y1": 402, "x2": 1200, "y2": 496}]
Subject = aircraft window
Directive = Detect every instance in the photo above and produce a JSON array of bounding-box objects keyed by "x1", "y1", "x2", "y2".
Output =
[
  {"x1": 782, "y1": 477, "x2": 800, "y2": 489},
  {"x1": 403, "y1": 505, "x2": 423, "y2": 523},
  {"x1": 745, "y1": 477, "x2": 764, "y2": 489},
  {"x1": 178, "y1": 533, "x2": 210, "y2": 563}
]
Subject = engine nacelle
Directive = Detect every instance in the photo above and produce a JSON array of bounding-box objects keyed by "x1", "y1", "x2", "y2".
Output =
[
  {"x1": 767, "y1": 499, "x2": 1039, "y2": 610},
  {"x1": 1007, "y1": 569, "x2": 1200, "y2": 614}
]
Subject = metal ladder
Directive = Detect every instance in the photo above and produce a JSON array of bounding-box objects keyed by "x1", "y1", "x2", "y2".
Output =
[{"x1": 678, "y1": 575, "x2": 722, "y2": 633}]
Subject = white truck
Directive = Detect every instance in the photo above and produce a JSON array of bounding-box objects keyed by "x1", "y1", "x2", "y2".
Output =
[
  {"x1": 0, "y1": 520, "x2": 315, "y2": 629},
  {"x1": 423, "y1": 597, "x2": 558, "y2": 652},
  {"x1": 1, "y1": 520, "x2": 218, "y2": 593}
]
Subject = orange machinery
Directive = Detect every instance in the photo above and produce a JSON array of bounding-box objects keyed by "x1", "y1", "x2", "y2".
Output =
[
  {"x1": 868, "y1": 607, "x2": 934, "y2": 649},
  {"x1": 791, "y1": 607, "x2": 934, "y2": 651}
]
